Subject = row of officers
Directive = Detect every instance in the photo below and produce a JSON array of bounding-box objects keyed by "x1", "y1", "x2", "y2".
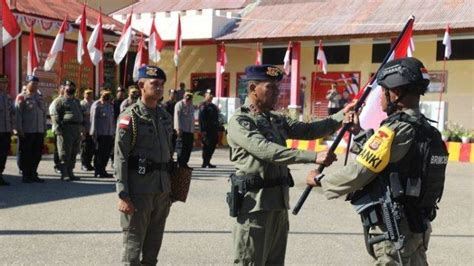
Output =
[{"x1": 0, "y1": 74, "x2": 220, "y2": 185}]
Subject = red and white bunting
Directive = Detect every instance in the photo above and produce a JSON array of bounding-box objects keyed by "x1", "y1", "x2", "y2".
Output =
[
  {"x1": 255, "y1": 43, "x2": 262, "y2": 65},
  {"x1": 27, "y1": 26, "x2": 39, "y2": 75},
  {"x1": 174, "y1": 14, "x2": 182, "y2": 67},
  {"x1": 149, "y1": 19, "x2": 164, "y2": 63},
  {"x1": 219, "y1": 42, "x2": 227, "y2": 73},
  {"x1": 87, "y1": 11, "x2": 103, "y2": 66},
  {"x1": 44, "y1": 17, "x2": 67, "y2": 71},
  {"x1": 316, "y1": 40, "x2": 327, "y2": 74},
  {"x1": 77, "y1": 4, "x2": 87, "y2": 64},
  {"x1": 1, "y1": 0, "x2": 21, "y2": 47},
  {"x1": 114, "y1": 10, "x2": 133, "y2": 64}
]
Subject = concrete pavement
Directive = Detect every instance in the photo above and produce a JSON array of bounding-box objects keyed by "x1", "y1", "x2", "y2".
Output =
[{"x1": 0, "y1": 148, "x2": 472, "y2": 265}]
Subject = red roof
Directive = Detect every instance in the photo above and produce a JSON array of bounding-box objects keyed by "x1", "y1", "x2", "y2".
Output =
[
  {"x1": 218, "y1": 0, "x2": 474, "y2": 42},
  {"x1": 12, "y1": 0, "x2": 124, "y2": 33},
  {"x1": 112, "y1": 0, "x2": 251, "y2": 15}
]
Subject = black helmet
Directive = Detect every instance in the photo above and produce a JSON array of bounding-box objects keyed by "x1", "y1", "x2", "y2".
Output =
[{"x1": 377, "y1": 57, "x2": 430, "y2": 94}]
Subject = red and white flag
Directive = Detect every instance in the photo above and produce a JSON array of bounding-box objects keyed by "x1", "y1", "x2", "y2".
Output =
[
  {"x1": 77, "y1": 3, "x2": 87, "y2": 64},
  {"x1": 148, "y1": 19, "x2": 164, "y2": 63},
  {"x1": 316, "y1": 40, "x2": 327, "y2": 74},
  {"x1": 87, "y1": 10, "x2": 104, "y2": 66},
  {"x1": 44, "y1": 17, "x2": 67, "y2": 71},
  {"x1": 1, "y1": 0, "x2": 21, "y2": 47},
  {"x1": 357, "y1": 18, "x2": 415, "y2": 130},
  {"x1": 27, "y1": 26, "x2": 39, "y2": 75},
  {"x1": 218, "y1": 42, "x2": 227, "y2": 73},
  {"x1": 173, "y1": 14, "x2": 182, "y2": 67},
  {"x1": 114, "y1": 10, "x2": 133, "y2": 64},
  {"x1": 443, "y1": 25, "x2": 451, "y2": 59},
  {"x1": 283, "y1": 41, "x2": 291, "y2": 75},
  {"x1": 255, "y1": 43, "x2": 262, "y2": 65},
  {"x1": 133, "y1": 34, "x2": 148, "y2": 81}
]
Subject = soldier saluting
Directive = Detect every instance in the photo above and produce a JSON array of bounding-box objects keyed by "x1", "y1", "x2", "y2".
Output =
[
  {"x1": 115, "y1": 66, "x2": 174, "y2": 265},
  {"x1": 15, "y1": 75, "x2": 47, "y2": 183}
]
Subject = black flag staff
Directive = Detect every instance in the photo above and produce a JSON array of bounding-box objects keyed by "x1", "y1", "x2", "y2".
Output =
[{"x1": 292, "y1": 16, "x2": 415, "y2": 215}]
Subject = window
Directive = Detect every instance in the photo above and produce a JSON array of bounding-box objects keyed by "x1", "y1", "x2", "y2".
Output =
[
  {"x1": 436, "y1": 38, "x2": 474, "y2": 60},
  {"x1": 262, "y1": 48, "x2": 288, "y2": 65},
  {"x1": 314, "y1": 45, "x2": 350, "y2": 64},
  {"x1": 372, "y1": 43, "x2": 391, "y2": 63}
]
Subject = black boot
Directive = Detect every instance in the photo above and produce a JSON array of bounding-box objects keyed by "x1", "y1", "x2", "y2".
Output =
[
  {"x1": 59, "y1": 164, "x2": 69, "y2": 181},
  {"x1": 68, "y1": 167, "x2": 80, "y2": 181}
]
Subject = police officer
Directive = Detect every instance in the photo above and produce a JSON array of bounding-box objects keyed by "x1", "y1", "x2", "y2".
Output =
[
  {"x1": 49, "y1": 86, "x2": 65, "y2": 174},
  {"x1": 163, "y1": 89, "x2": 178, "y2": 155},
  {"x1": 15, "y1": 75, "x2": 47, "y2": 183},
  {"x1": 120, "y1": 86, "x2": 140, "y2": 112},
  {"x1": 115, "y1": 66, "x2": 173, "y2": 265},
  {"x1": 306, "y1": 57, "x2": 448, "y2": 265},
  {"x1": 198, "y1": 89, "x2": 219, "y2": 168},
  {"x1": 0, "y1": 74, "x2": 15, "y2": 186},
  {"x1": 227, "y1": 64, "x2": 355, "y2": 265},
  {"x1": 50, "y1": 80, "x2": 84, "y2": 180},
  {"x1": 80, "y1": 89, "x2": 95, "y2": 171},
  {"x1": 90, "y1": 90, "x2": 114, "y2": 178},
  {"x1": 174, "y1": 91, "x2": 195, "y2": 169}
]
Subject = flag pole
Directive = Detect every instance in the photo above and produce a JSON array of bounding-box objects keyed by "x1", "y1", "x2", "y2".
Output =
[
  {"x1": 437, "y1": 57, "x2": 447, "y2": 123},
  {"x1": 78, "y1": 64, "x2": 83, "y2": 92},
  {"x1": 122, "y1": 53, "x2": 129, "y2": 89},
  {"x1": 58, "y1": 50, "x2": 64, "y2": 85},
  {"x1": 292, "y1": 16, "x2": 416, "y2": 215},
  {"x1": 175, "y1": 65, "x2": 178, "y2": 89}
]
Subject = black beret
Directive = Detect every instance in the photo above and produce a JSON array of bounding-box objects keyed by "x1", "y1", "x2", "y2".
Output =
[
  {"x1": 244, "y1": 64, "x2": 283, "y2": 82},
  {"x1": 138, "y1": 65, "x2": 166, "y2": 82}
]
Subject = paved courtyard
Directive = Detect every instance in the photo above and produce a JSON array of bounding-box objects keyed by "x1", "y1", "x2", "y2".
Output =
[{"x1": 0, "y1": 148, "x2": 472, "y2": 265}]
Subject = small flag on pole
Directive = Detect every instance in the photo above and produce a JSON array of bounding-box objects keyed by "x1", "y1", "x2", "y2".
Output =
[
  {"x1": 77, "y1": 3, "x2": 87, "y2": 64},
  {"x1": 283, "y1": 41, "x2": 291, "y2": 75},
  {"x1": 27, "y1": 26, "x2": 39, "y2": 75},
  {"x1": 87, "y1": 9, "x2": 104, "y2": 66},
  {"x1": 149, "y1": 19, "x2": 164, "y2": 63},
  {"x1": 44, "y1": 17, "x2": 68, "y2": 71},
  {"x1": 316, "y1": 40, "x2": 327, "y2": 74},
  {"x1": 133, "y1": 34, "x2": 148, "y2": 81},
  {"x1": 218, "y1": 42, "x2": 227, "y2": 73},
  {"x1": 443, "y1": 25, "x2": 451, "y2": 59},
  {"x1": 174, "y1": 14, "x2": 182, "y2": 67},
  {"x1": 114, "y1": 10, "x2": 133, "y2": 64},
  {"x1": 1, "y1": 0, "x2": 21, "y2": 47},
  {"x1": 255, "y1": 43, "x2": 262, "y2": 65}
]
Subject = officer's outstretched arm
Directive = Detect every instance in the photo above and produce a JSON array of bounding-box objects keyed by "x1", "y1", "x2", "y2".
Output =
[
  {"x1": 115, "y1": 115, "x2": 133, "y2": 199},
  {"x1": 284, "y1": 110, "x2": 345, "y2": 140},
  {"x1": 319, "y1": 121, "x2": 415, "y2": 199},
  {"x1": 228, "y1": 115, "x2": 316, "y2": 165}
]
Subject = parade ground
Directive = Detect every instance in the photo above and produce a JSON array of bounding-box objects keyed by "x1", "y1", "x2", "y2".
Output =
[{"x1": 0, "y1": 148, "x2": 472, "y2": 265}]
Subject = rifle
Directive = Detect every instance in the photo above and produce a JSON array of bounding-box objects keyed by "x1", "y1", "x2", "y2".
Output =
[{"x1": 292, "y1": 16, "x2": 416, "y2": 215}]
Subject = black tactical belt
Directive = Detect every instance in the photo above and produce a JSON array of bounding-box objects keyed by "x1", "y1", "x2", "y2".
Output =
[
  {"x1": 235, "y1": 174, "x2": 295, "y2": 190},
  {"x1": 128, "y1": 156, "x2": 170, "y2": 172}
]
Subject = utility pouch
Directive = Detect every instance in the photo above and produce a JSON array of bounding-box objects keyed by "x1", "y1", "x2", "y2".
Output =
[{"x1": 226, "y1": 174, "x2": 245, "y2": 217}]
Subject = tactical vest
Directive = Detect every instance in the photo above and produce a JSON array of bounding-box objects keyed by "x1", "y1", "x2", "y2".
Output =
[{"x1": 351, "y1": 112, "x2": 448, "y2": 233}]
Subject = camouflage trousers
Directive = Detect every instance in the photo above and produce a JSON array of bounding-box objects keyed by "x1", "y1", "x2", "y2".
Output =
[
  {"x1": 233, "y1": 210, "x2": 289, "y2": 266},
  {"x1": 371, "y1": 219, "x2": 431, "y2": 266},
  {"x1": 56, "y1": 125, "x2": 81, "y2": 170},
  {"x1": 121, "y1": 192, "x2": 171, "y2": 266}
]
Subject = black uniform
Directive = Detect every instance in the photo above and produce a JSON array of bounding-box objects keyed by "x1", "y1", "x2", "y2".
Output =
[
  {"x1": 199, "y1": 101, "x2": 220, "y2": 167},
  {"x1": 163, "y1": 99, "x2": 178, "y2": 155}
]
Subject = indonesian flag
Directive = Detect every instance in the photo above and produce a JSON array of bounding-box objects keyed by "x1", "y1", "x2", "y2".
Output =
[
  {"x1": 27, "y1": 26, "x2": 39, "y2": 75},
  {"x1": 283, "y1": 41, "x2": 291, "y2": 75},
  {"x1": 133, "y1": 34, "x2": 147, "y2": 81},
  {"x1": 148, "y1": 19, "x2": 164, "y2": 63},
  {"x1": 87, "y1": 10, "x2": 104, "y2": 66},
  {"x1": 44, "y1": 17, "x2": 67, "y2": 71},
  {"x1": 255, "y1": 43, "x2": 262, "y2": 65},
  {"x1": 357, "y1": 18, "x2": 415, "y2": 131},
  {"x1": 443, "y1": 25, "x2": 451, "y2": 59},
  {"x1": 316, "y1": 40, "x2": 327, "y2": 74},
  {"x1": 77, "y1": 3, "x2": 87, "y2": 64},
  {"x1": 218, "y1": 42, "x2": 227, "y2": 73},
  {"x1": 174, "y1": 14, "x2": 182, "y2": 67},
  {"x1": 1, "y1": 0, "x2": 21, "y2": 47},
  {"x1": 114, "y1": 10, "x2": 133, "y2": 64}
]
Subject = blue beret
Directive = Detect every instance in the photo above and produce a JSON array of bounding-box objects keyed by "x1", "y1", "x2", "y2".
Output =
[
  {"x1": 138, "y1": 66, "x2": 166, "y2": 82},
  {"x1": 26, "y1": 75, "x2": 39, "y2": 82},
  {"x1": 244, "y1": 64, "x2": 283, "y2": 82}
]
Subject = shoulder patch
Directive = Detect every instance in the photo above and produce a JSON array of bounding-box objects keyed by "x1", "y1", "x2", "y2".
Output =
[
  {"x1": 356, "y1": 126, "x2": 395, "y2": 173},
  {"x1": 235, "y1": 116, "x2": 256, "y2": 131},
  {"x1": 119, "y1": 116, "x2": 131, "y2": 129}
]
